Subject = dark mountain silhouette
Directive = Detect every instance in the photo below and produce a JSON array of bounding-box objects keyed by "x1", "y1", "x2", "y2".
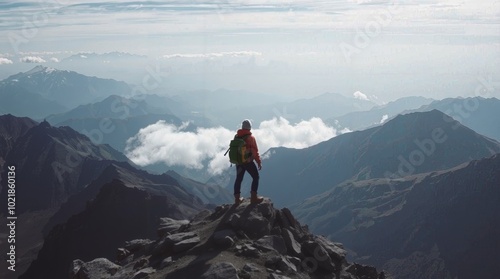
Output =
[
  {"x1": 1, "y1": 65, "x2": 131, "y2": 109},
  {"x1": 21, "y1": 166, "x2": 205, "y2": 279},
  {"x1": 260, "y1": 110, "x2": 500, "y2": 206},
  {"x1": 409, "y1": 97, "x2": 500, "y2": 141},
  {"x1": 1, "y1": 119, "x2": 130, "y2": 213},
  {"x1": 327, "y1": 96, "x2": 434, "y2": 131},
  {"x1": 0, "y1": 83, "x2": 67, "y2": 119},
  {"x1": 66, "y1": 199, "x2": 385, "y2": 279},
  {"x1": 292, "y1": 154, "x2": 500, "y2": 279},
  {"x1": 0, "y1": 114, "x2": 37, "y2": 162}
]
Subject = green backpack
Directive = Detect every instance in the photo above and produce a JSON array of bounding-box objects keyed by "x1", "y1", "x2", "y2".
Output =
[{"x1": 225, "y1": 135, "x2": 250, "y2": 165}]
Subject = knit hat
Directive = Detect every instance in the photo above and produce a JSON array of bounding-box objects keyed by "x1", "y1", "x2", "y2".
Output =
[{"x1": 242, "y1": 119, "x2": 252, "y2": 130}]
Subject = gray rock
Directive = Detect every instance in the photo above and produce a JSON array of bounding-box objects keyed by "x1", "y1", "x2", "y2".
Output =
[
  {"x1": 213, "y1": 229, "x2": 236, "y2": 248},
  {"x1": 255, "y1": 235, "x2": 287, "y2": 255},
  {"x1": 282, "y1": 228, "x2": 301, "y2": 257},
  {"x1": 117, "y1": 248, "x2": 130, "y2": 262},
  {"x1": 286, "y1": 256, "x2": 301, "y2": 268},
  {"x1": 152, "y1": 232, "x2": 198, "y2": 256},
  {"x1": 302, "y1": 241, "x2": 336, "y2": 272},
  {"x1": 277, "y1": 256, "x2": 297, "y2": 274},
  {"x1": 242, "y1": 243, "x2": 261, "y2": 258},
  {"x1": 266, "y1": 255, "x2": 297, "y2": 274},
  {"x1": 124, "y1": 239, "x2": 154, "y2": 254},
  {"x1": 172, "y1": 236, "x2": 200, "y2": 253},
  {"x1": 157, "y1": 217, "x2": 189, "y2": 237},
  {"x1": 132, "y1": 267, "x2": 156, "y2": 279},
  {"x1": 269, "y1": 273, "x2": 292, "y2": 279},
  {"x1": 200, "y1": 262, "x2": 240, "y2": 279},
  {"x1": 242, "y1": 263, "x2": 261, "y2": 273},
  {"x1": 72, "y1": 258, "x2": 120, "y2": 279},
  {"x1": 230, "y1": 202, "x2": 277, "y2": 239},
  {"x1": 159, "y1": 257, "x2": 173, "y2": 269},
  {"x1": 70, "y1": 259, "x2": 84, "y2": 278},
  {"x1": 315, "y1": 235, "x2": 347, "y2": 262},
  {"x1": 133, "y1": 258, "x2": 149, "y2": 270}
]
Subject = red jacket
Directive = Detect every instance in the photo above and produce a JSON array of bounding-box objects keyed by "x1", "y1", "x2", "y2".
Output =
[{"x1": 236, "y1": 129, "x2": 261, "y2": 165}]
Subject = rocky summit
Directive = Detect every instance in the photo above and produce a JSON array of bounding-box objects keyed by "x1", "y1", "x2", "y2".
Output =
[{"x1": 71, "y1": 198, "x2": 386, "y2": 279}]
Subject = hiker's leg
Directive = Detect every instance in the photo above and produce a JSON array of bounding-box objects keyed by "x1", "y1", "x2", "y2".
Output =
[
  {"x1": 246, "y1": 162, "x2": 260, "y2": 193},
  {"x1": 233, "y1": 165, "x2": 245, "y2": 195}
]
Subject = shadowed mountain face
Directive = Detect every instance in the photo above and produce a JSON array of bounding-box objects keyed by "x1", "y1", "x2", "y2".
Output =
[
  {"x1": 292, "y1": 154, "x2": 500, "y2": 279},
  {"x1": 21, "y1": 175, "x2": 205, "y2": 279},
  {"x1": 1, "y1": 119, "x2": 130, "y2": 213},
  {"x1": 0, "y1": 84, "x2": 67, "y2": 119},
  {"x1": 260, "y1": 110, "x2": 500, "y2": 206},
  {"x1": 0, "y1": 114, "x2": 37, "y2": 162}
]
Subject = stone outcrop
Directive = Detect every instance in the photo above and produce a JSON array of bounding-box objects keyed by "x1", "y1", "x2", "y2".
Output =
[{"x1": 72, "y1": 198, "x2": 386, "y2": 279}]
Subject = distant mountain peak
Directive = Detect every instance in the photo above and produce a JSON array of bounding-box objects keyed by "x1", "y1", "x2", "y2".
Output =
[{"x1": 23, "y1": 65, "x2": 58, "y2": 76}]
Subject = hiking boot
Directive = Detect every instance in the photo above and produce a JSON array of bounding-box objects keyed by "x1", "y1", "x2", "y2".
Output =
[
  {"x1": 234, "y1": 194, "x2": 243, "y2": 205},
  {"x1": 250, "y1": 191, "x2": 263, "y2": 204}
]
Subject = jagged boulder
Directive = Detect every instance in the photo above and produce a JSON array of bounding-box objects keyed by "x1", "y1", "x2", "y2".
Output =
[
  {"x1": 157, "y1": 217, "x2": 189, "y2": 237},
  {"x1": 213, "y1": 229, "x2": 236, "y2": 248},
  {"x1": 228, "y1": 200, "x2": 276, "y2": 239},
  {"x1": 70, "y1": 258, "x2": 120, "y2": 279},
  {"x1": 200, "y1": 262, "x2": 239, "y2": 279},
  {"x1": 255, "y1": 235, "x2": 287, "y2": 255},
  {"x1": 152, "y1": 231, "x2": 199, "y2": 256}
]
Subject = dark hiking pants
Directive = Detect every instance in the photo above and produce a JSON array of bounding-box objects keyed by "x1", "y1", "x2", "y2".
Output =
[{"x1": 234, "y1": 162, "x2": 259, "y2": 195}]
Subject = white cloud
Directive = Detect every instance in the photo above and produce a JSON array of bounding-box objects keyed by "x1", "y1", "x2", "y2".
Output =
[
  {"x1": 50, "y1": 57, "x2": 60, "y2": 63},
  {"x1": 20, "y1": 56, "x2": 46, "y2": 63},
  {"x1": 125, "y1": 117, "x2": 337, "y2": 175},
  {"x1": 380, "y1": 114, "x2": 389, "y2": 124},
  {"x1": 162, "y1": 51, "x2": 262, "y2": 59},
  {"x1": 0, "y1": 58, "x2": 13, "y2": 64},
  {"x1": 353, "y1": 91, "x2": 369, "y2": 101}
]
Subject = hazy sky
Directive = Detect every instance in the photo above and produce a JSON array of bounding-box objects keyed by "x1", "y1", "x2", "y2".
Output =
[{"x1": 1, "y1": 0, "x2": 499, "y2": 101}]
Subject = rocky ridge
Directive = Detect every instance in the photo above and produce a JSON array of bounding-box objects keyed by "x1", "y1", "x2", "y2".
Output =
[{"x1": 72, "y1": 199, "x2": 386, "y2": 279}]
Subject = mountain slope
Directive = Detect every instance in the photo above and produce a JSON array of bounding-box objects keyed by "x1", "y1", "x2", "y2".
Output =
[
  {"x1": 292, "y1": 154, "x2": 500, "y2": 279},
  {"x1": 1, "y1": 65, "x2": 131, "y2": 109},
  {"x1": 46, "y1": 95, "x2": 169, "y2": 125},
  {"x1": 0, "y1": 114, "x2": 37, "y2": 161},
  {"x1": 0, "y1": 83, "x2": 67, "y2": 119},
  {"x1": 1, "y1": 120, "x2": 130, "y2": 213},
  {"x1": 21, "y1": 170, "x2": 205, "y2": 279},
  {"x1": 260, "y1": 110, "x2": 500, "y2": 206}
]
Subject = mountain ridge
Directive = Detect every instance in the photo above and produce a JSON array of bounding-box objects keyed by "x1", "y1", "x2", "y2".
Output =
[
  {"x1": 260, "y1": 109, "x2": 500, "y2": 206},
  {"x1": 292, "y1": 153, "x2": 500, "y2": 279}
]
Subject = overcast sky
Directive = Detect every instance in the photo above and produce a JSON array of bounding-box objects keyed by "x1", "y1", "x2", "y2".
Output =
[{"x1": 1, "y1": 0, "x2": 499, "y2": 101}]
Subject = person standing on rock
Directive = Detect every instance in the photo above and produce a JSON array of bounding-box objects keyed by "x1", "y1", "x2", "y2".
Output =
[{"x1": 233, "y1": 119, "x2": 263, "y2": 205}]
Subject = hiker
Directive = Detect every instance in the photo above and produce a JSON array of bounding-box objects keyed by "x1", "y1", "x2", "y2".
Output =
[{"x1": 233, "y1": 119, "x2": 263, "y2": 205}]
